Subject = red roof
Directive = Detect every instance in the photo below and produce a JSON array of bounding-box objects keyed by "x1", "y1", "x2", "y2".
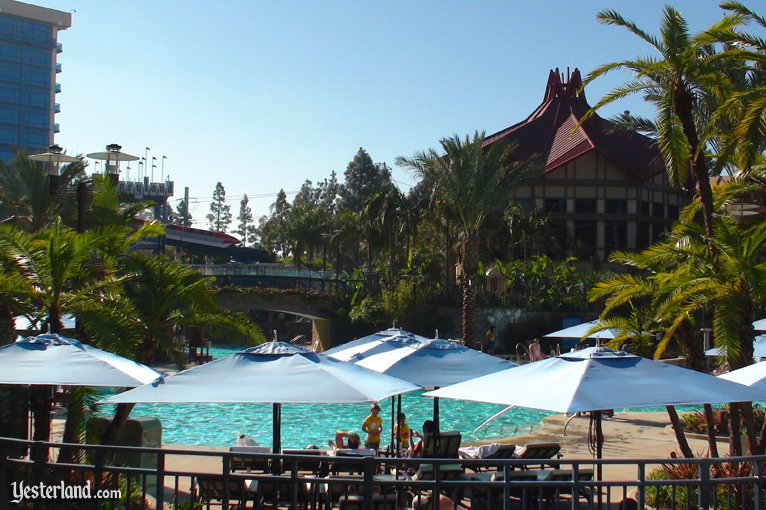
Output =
[{"x1": 483, "y1": 68, "x2": 663, "y2": 181}]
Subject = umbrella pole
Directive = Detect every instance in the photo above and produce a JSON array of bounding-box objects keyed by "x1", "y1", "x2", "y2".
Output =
[
  {"x1": 272, "y1": 403, "x2": 281, "y2": 455},
  {"x1": 396, "y1": 394, "x2": 402, "y2": 454},
  {"x1": 433, "y1": 394, "x2": 440, "y2": 432},
  {"x1": 390, "y1": 397, "x2": 395, "y2": 454},
  {"x1": 594, "y1": 411, "x2": 604, "y2": 509}
]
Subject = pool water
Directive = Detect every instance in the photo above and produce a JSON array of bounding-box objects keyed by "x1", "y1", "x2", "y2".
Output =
[{"x1": 107, "y1": 345, "x2": 692, "y2": 448}]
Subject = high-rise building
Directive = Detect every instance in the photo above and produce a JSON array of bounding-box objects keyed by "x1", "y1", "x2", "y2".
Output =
[{"x1": 0, "y1": 0, "x2": 70, "y2": 162}]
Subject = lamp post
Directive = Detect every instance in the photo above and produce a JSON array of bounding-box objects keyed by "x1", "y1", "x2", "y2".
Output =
[
  {"x1": 333, "y1": 230, "x2": 342, "y2": 293},
  {"x1": 30, "y1": 145, "x2": 83, "y2": 230},
  {"x1": 30, "y1": 144, "x2": 81, "y2": 196},
  {"x1": 86, "y1": 144, "x2": 139, "y2": 187}
]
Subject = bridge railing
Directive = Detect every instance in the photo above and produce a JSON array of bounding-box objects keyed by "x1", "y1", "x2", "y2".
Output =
[{"x1": 2, "y1": 436, "x2": 764, "y2": 510}]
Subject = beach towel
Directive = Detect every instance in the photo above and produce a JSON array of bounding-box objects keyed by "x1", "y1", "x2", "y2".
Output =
[{"x1": 458, "y1": 442, "x2": 502, "y2": 459}]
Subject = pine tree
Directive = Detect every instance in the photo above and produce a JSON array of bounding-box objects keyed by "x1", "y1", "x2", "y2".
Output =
[
  {"x1": 337, "y1": 148, "x2": 393, "y2": 215},
  {"x1": 236, "y1": 194, "x2": 256, "y2": 245},
  {"x1": 173, "y1": 199, "x2": 193, "y2": 227},
  {"x1": 206, "y1": 182, "x2": 231, "y2": 232}
]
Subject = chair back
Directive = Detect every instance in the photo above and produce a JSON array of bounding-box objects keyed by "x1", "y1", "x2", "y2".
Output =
[
  {"x1": 487, "y1": 443, "x2": 516, "y2": 459},
  {"x1": 422, "y1": 431, "x2": 462, "y2": 458},
  {"x1": 193, "y1": 475, "x2": 244, "y2": 503},
  {"x1": 516, "y1": 442, "x2": 561, "y2": 459},
  {"x1": 280, "y1": 448, "x2": 324, "y2": 474},
  {"x1": 229, "y1": 446, "x2": 271, "y2": 472}
]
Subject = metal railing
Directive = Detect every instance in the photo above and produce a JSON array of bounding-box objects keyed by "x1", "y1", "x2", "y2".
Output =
[{"x1": 1, "y1": 436, "x2": 764, "y2": 510}]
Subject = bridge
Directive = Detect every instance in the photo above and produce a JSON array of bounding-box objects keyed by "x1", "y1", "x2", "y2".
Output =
[{"x1": 214, "y1": 286, "x2": 339, "y2": 351}]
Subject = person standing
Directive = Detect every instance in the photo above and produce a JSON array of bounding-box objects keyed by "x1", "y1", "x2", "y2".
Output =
[
  {"x1": 362, "y1": 403, "x2": 383, "y2": 449},
  {"x1": 485, "y1": 325, "x2": 496, "y2": 354},
  {"x1": 394, "y1": 412, "x2": 412, "y2": 452},
  {"x1": 529, "y1": 338, "x2": 544, "y2": 361}
]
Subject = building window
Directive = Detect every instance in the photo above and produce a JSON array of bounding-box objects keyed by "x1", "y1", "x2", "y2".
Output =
[
  {"x1": 638, "y1": 223, "x2": 651, "y2": 248},
  {"x1": 0, "y1": 19, "x2": 21, "y2": 35},
  {"x1": 0, "y1": 107, "x2": 19, "y2": 123},
  {"x1": 0, "y1": 128, "x2": 18, "y2": 144},
  {"x1": 0, "y1": 64, "x2": 20, "y2": 82},
  {"x1": 23, "y1": 49, "x2": 50, "y2": 68},
  {"x1": 23, "y1": 111, "x2": 47, "y2": 128},
  {"x1": 575, "y1": 198, "x2": 597, "y2": 214},
  {"x1": 30, "y1": 28, "x2": 50, "y2": 43},
  {"x1": 667, "y1": 205, "x2": 679, "y2": 219},
  {"x1": 544, "y1": 198, "x2": 566, "y2": 213},
  {"x1": 514, "y1": 199, "x2": 532, "y2": 212},
  {"x1": 24, "y1": 70, "x2": 49, "y2": 88},
  {"x1": 605, "y1": 221, "x2": 627, "y2": 251},
  {"x1": 606, "y1": 199, "x2": 627, "y2": 214},
  {"x1": 574, "y1": 220, "x2": 596, "y2": 258},
  {"x1": 652, "y1": 203, "x2": 665, "y2": 217},
  {"x1": 23, "y1": 132, "x2": 46, "y2": 147},
  {"x1": 0, "y1": 44, "x2": 22, "y2": 63},
  {"x1": 22, "y1": 91, "x2": 47, "y2": 108},
  {"x1": 641, "y1": 201, "x2": 651, "y2": 216},
  {"x1": 0, "y1": 86, "x2": 20, "y2": 103}
]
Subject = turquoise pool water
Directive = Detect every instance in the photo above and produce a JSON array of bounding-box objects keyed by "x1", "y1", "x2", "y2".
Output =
[{"x1": 111, "y1": 345, "x2": 692, "y2": 448}]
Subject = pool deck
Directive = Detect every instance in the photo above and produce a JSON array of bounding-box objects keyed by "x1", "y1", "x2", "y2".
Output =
[
  {"x1": 157, "y1": 411, "x2": 722, "y2": 480},
  {"x1": 48, "y1": 410, "x2": 729, "y2": 507}
]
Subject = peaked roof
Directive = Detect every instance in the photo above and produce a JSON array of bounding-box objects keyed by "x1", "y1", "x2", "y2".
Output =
[{"x1": 483, "y1": 68, "x2": 663, "y2": 181}]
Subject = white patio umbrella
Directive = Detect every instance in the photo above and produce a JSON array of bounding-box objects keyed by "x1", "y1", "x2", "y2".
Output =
[
  {"x1": 323, "y1": 328, "x2": 426, "y2": 361},
  {"x1": 427, "y1": 346, "x2": 763, "y2": 461},
  {"x1": 705, "y1": 335, "x2": 766, "y2": 358},
  {"x1": 543, "y1": 319, "x2": 618, "y2": 340},
  {"x1": 352, "y1": 338, "x2": 515, "y2": 388},
  {"x1": 0, "y1": 334, "x2": 162, "y2": 387},
  {"x1": 718, "y1": 360, "x2": 766, "y2": 394},
  {"x1": 752, "y1": 318, "x2": 766, "y2": 331},
  {"x1": 349, "y1": 338, "x2": 516, "y2": 436},
  {"x1": 103, "y1": 342, "x2": 420, "y2": 452},
  {"x1": 13, "y1": 314, "x2": 77, "y2": 332},
  {"x1": 0, "y1": 334, "x2": 163, "y2": 445}
]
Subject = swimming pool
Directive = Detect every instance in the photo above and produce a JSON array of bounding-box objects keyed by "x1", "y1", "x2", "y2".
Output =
[{"x1": 110, "y1": 345, "x2": 693, "y2": 448}]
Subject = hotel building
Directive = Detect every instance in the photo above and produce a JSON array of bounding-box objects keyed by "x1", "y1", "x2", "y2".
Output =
[
  {"x1": 0, "y1": 0, "x2": 70, "y2": 162},
  {"x1": 484, "y1": 68, "x2": 690, "y2": 261}
]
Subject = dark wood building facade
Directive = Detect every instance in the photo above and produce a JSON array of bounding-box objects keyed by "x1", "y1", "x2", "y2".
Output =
[{"x1": 484, "y1": 68, "x2": 690, "y2": 261}]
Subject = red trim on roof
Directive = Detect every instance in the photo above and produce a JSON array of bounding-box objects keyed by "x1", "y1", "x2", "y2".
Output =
[{"x1": 484, "y1": 68, "x2": 663, "y2": 181}]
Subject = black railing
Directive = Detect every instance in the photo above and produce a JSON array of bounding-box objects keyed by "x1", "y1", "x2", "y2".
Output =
[{"x1": 1, "y1": 436, "x2": 765, "y2": 510}]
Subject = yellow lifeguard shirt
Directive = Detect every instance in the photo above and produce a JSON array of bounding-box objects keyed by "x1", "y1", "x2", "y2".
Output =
[
  {"x1": 363, "y1": 415, "x2": 383, "y2": 442},
  {"x1": 395, "y1": 423, "x2": 411, "y2": 447}
]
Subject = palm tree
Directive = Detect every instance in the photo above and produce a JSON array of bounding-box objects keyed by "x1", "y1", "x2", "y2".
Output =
[
  {"x1": 0, "y1": 219, "x2": 122, "y2": 444},
  {"x1": 582, "y1": 7, "x2": 744, "y2": 242},
  {"x1": 396, "y1": 132, "x2": 540, "y2": 344},
  {"x1": 590, "y1": 206, "x2": 766, "y2": 455},
  {"x1": 0, "y1": 150, "x2": 86, "y2": 232},
  {"x1": 703, "y1": 2, "x2": 766, "y2": 172},
  {"x1": 80, "y1": 252, "x2": 265, "y2": 446}
]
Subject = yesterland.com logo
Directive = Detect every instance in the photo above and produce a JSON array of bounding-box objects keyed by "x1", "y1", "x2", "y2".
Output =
[{"x1": 10, "y1": 480, "x2": 121, "y2": 504}]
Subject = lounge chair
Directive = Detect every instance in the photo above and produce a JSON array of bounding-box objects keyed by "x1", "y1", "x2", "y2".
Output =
[
  {"x1": 540, "y1": 468, "x2": 594, "y2": 504},
  {"x1": 470, "y1": 443, "x2": 516, "y2": 471},
  {"x1": 338, "y1": 492, "x2": 398, "y2": 510},
  {"x1": 466, "y1": 469, "x2": 543, "y2": 506},
  {"x1": 280, "y1": 448, "x2": 325, "y2": 475},
  {"x1": 323, "y1": 450, "x2": 370, "y2": 476},
  {"x1": 412, "y1": 431, "x2": 463, "y2": 481},
  {"x1": 192, "y1": 475, "x2": 247, "y2": 508},
  {"x1": 257, "y1": 478, "x2": 311, "y2": 509},
  {"x1": 515, "y1": 442, "x2": 561, "y2": 469},
  {"x1": 229, "y1": 445, "x2": 271, "y2": 473},
  {"x1": 420, "y1": 431, "x2": 462, "y2": 458}
]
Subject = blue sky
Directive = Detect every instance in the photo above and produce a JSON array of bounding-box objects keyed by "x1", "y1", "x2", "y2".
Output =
[{"x1": 39, "y1": 0, "x2": 735, "y2": 226}]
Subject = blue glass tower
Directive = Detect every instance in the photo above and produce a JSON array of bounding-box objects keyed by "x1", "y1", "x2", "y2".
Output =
[{"x1": 0, "y1": 0, "x2": 70, "y2": 162}]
